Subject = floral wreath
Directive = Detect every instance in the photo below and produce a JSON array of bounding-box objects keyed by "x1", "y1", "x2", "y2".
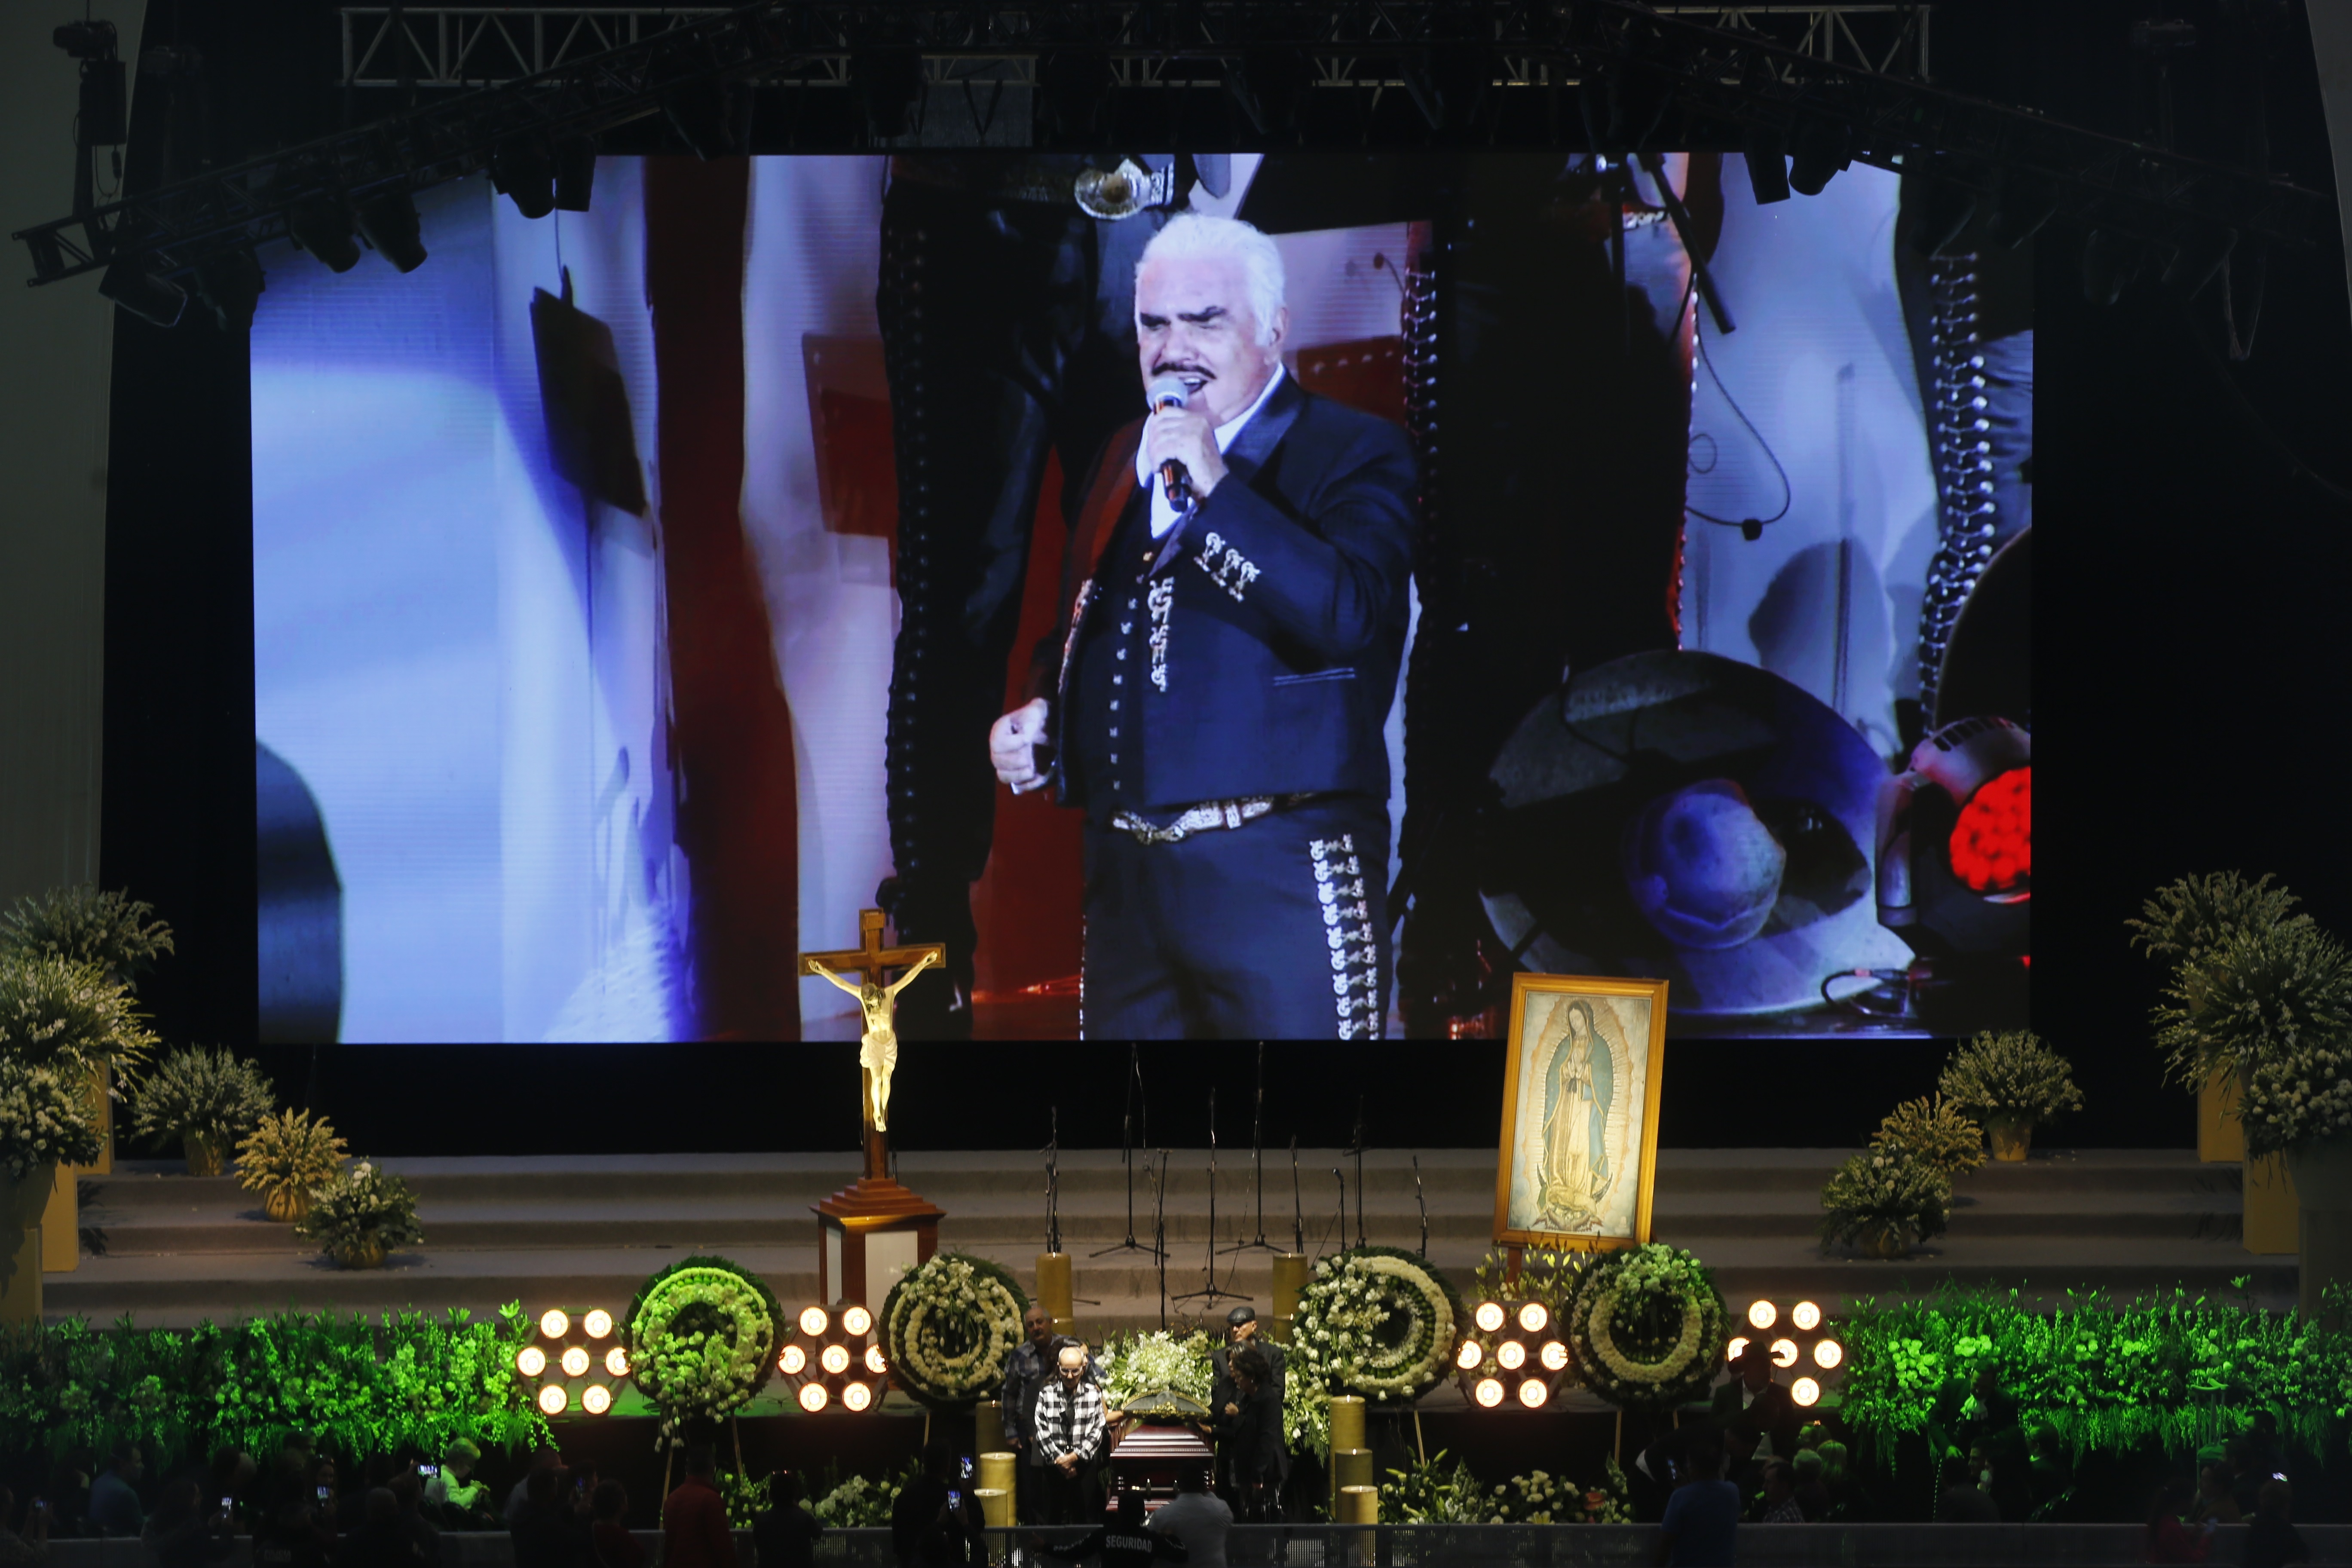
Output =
[
  {"x1": 881, "y1": 1252, "x2": 1029, "y2": 1410},
  {"x1": 625, "y1": 1254, "x2": 783, "y2": 1446},
  {"x1": 1563, "y1": 1243, "x2": 1727, "y2": 1410},
  {"x1": 1291, "y1": 1245, "x2": 1464, "y2": 1412}
]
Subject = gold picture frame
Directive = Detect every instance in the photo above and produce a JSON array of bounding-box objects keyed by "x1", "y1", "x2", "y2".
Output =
[{"x1": 1494, "y1": 973, "x2": 1669, "y2": 1251}]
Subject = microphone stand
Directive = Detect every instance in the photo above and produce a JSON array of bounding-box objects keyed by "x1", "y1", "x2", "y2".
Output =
[
  {"x1": 1347, "y1": 1096, "x2": 1369, "y2": 1250},
  {"x1": 1331, "y1": 1168, "x2": 1348, "y2": 1256},
  {"x1": 1154, "y1": 1148, "x2": 1170, "y2": 1329},
  {"x1": 1413, "y1": 1154, "x2": 1427, "y2": 1259},
  {"x1": 1176, "y1": 1087, "x2": 1246, "y2": 1308},
  {"x1": 1093, "y1": 1046, "x2": 1161, "y2": 1261},
  {"x1": 1045, "y1": 1107, "x2": 1062, "y2": 1255},
  {"x1": 1221, "y1": 1044, "x2": 1282, "y2": 1257},
  {"x1": 1290, "y1": 1137, "x2": 1305, "y2": 1254}
]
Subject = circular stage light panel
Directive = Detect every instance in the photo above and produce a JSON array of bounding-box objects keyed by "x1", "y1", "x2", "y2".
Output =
[
  {"x1": 584, "y1": 1310, "x2": 614, "y2": 1339},
  {"x1": 1517, "y1": 1303, "x2": 1549, "y2": 1335},
  {"x1": 606, "y1": 1346, "x2": 631, "y2": 1378},
  {"x1": 780, "y1": 1345, "x2": 808, "y2": 1376},
  {"x1": 582, "y1": 1384, "x2": 613, "y2": 1416},
  {"x1": 1792, "y1": 1377, "x2": 1821, "y2": 1408},
  {"x1": 1456, "y1": 1341, "x2": 1484, "y2": 1371},
  {"x1": 1517, "y1": 1378, "x2": 1549, "y2": 1409},
  {"x1": 799, "y1": 1383, "x2": 830, "y2": 1413},
  {"x1": 561, "y1": 1347, "x2": 591, "y2": 1378},
  {"x1": 1746, "y1": 1301, "x2": 1777, "y2": 1331},
  {"x1": 844, "y1": 1382, "x2": 874, "y2": 1412},
  {"x1": 1770, "y1": 1338, "x2": 1798, "y2": 1369},
  {"x1": 1791, "y1": 1301, "x2": 1821, "y2": 1332},
  {"x1": 538, "y1": 1383, "x2": 569, "y2": 1416},
  {"x1": 1813, "y1": 1339, "x2": 1843, "y2": 1370},
  {"x1": 516, "y1": 1347, "x2": 547, "y2": 1378},
  {"x1": 1540, "y1": 1341, "x2": 1570, "y2": 1372},
  {"x1": 1473, "y1": 1378, "x2": 1505, "y2": 1408},
  {"x1": 541, "y1": 1309, "x2": 571, "y2": 1339},
  {"x1": 842, "y1": 1305, "x2": 874, "y2": 1336},
  {"x1": 1474, "y1": 1302, "x2": 1506, "y2": 1333},
  {"x1": 1726, "y1": 1336, "x2": 1748, "y2": 1363},
  {"x1": 799, "y1": 1306, "x2": 831, "y2": 1337},
  {"x1": 821, "y1": 1344, "x2": 852, "y2": 1376},
  {"x1": 865, "y1": 1345, "x2": 888, "y2": 1375},
  {"x1": 1498, "y1": 1341, "x2": 1526, "y2": 1371}
]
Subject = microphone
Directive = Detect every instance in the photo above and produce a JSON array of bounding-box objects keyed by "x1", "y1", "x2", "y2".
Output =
[{"x1": 1146, "y1": 374, "x2": 1192, "y2": 505}]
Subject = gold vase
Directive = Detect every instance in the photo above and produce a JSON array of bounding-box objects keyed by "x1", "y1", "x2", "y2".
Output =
[
  {"x1": 0, "y1": 1162, "x2": 57, "y2": 1323},
  {"x1": 1860, "y1": 1222, "x2": 1916, "y2": 1259},
  {"x1": 264, "y1": 1186, "x2": 309, "y2": 1223},
  {"x1": 334, "y1": 1234, "x2": 388, "y2": 1270},
  {"x1": 1985, "y1": 1113, "x2": 2033, "y2": 1162},
  {"x1": 184, "y1": 1133, "x2": 224, "y2": 1177}
]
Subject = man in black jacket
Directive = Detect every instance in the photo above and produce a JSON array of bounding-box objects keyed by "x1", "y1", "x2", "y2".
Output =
[{"x1": 990, "y1": 213, "x2": 1418, "y2": 1040}]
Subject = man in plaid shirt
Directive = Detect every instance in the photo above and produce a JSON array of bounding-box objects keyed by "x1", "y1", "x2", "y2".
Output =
[{"x1": 1033, "y1": 1345, "x2": 1110, "y2": 1525}]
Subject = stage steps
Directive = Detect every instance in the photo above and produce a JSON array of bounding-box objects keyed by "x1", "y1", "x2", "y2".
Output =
[{"x1": 53, "y1": 1148, "x2": 2293, "y2": 1329}]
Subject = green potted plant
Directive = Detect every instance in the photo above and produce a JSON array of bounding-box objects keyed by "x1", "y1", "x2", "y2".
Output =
[
  {"x1": 129, "y1": 1046, "x2": 278, "y2": 1175},
  {"x1": 1819, "y1": 1144, "x2": 1950, "y2": 1258},
  {"x1": 236, "y1": 1108, "x2": 348, "y2": 1222},
  {"x1": 1, "y1": 885, "x2": 174, "y2": 1177},
  {"x1": 1871, "y1": 1094, "x2": 1985, "y2": 1183},
  {"x1": 1937, "y1": 1030, "x2": 2084, "y2": 1161},
  {"x1": 295, "y1": 1158, "x2": 422, "y2": 1268}
]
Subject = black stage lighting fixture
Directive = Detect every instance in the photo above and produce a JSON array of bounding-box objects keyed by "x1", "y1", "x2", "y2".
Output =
[
  {"x1": 2160, "y1": 224, "x2": 2236, "y2": 296},
  {"x1": 855, "y1": 48, "x2": 925, "y2": 142},
  {"x1": 98, "y1": 254, "x2": 186, "y2": 327},
  {"x1": 554, "y1": 137, "x2": 597, "y2": 212},
  {"x1": 663, "y1": 77, "x2": 738, "y2": 159},
  {"x1": 194, "y1": 248, "x2": 265, "y2": 332},
  {"x1": 1787, "y1": 116, "x2": 1850, "y2": 196},
  {"x1": 2080, "y1": 227, "x2": 2142, "y2": 306},
  {"x1": 1743, "y1": 125, "x2": 1790, "y2": 205},
  {"x1": 355, "y1": 187, "x2": 428, "y2": 273},
  {"x1": 288, "y1": 197, "x2": 363, "y2": 273},
  {"x1": 490, "y1": 138, "x2": 558, "y2": 218},
  {"x1": 1906, "y1": 173, "x2": 1978, "y2": 258},
  {"x1": 1986, "y1": 172, "x2": 2059, "y2": 248}
]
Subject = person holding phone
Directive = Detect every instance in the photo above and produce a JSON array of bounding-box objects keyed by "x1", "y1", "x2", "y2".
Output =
[
  {"x1": 143, "y1": 1479, "x2": 236, "y2": 1568},
  {"x1": 0, "y1": 1488, "x2": 50, "y2": 1568}
]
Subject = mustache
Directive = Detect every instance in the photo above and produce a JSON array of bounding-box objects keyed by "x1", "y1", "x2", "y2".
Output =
[{"x1": 1150, "y1": 362, "x2": 1214, "y2": 380}]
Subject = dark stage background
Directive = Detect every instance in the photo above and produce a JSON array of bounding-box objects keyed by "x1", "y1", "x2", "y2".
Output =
[{"x1": 95, "y1": 0, "x2": 2350, "y2": 1157}]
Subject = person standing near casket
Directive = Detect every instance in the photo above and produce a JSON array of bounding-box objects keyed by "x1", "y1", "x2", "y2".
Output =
[
  {"x1": 1208, "y1": 1348, "x2": 1285, "y2": 1525},
  {"x1": 1000, "y1": 1306, "x2": 1105, "y2": 1525},
  {"x1": 989, "y1": 214, "x2": 1418, "y2": 1039},
  {"x1": 1206, "y1": 1308, "x2": 1286, "y2": 1508}
]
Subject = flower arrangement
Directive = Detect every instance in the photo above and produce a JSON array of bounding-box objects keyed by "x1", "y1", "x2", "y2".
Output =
[
  {"x1": 625, "y1": 1255, "x2": 783, "y2": 1447},
  {"x1": 880, "y1": 1252, "x2": 1029, "y2": 1410},
  {"x1": 1490, "y1": 1458, "x2": 1633, "y2": 1525},
  {"x1": 1938, "y1": 1031, "x2": 2084, "y2": 1130},
  {"x1": 295, "y1": 1158, "x2": 424, "y2": 1268},
  {"x1": 235, "y1": 1108, "x2": 349, "y2": 1222},
  {"x1": 1290, "y1": 1246, "x2": 1464, "y2": 1409},
  {"x1": 0, "y1": 885, "x2": 175, "y2": 982},
  {"x1": 807, "y1": 1461, "x2": 921, "y2": 1527},
  {"x1": 1378, "y1": 1451, "x2": 1632, "y2": 1525},
  {"x1": 1562, "y1": 1243, "x2": 1728, "y2": 1410},
  {"x1": 716, "y1": 1470, "x2": 770, "y2": 1520},
  {"x1": 1819, "y1": 1145, "x2": 1951, "y2": 1254},
  {"x1": 129, "y1": 1045, "x2": 278, "y2": 1174},
  {"x1": 0, "y1": 1054, "x2": 105, "y2": 1181},
  {"x1": 1099, "y1": 1329, "x2": 1215, "y2": 1415},
  {"x1": 1872, "y1": 1095, "x2": 1984, "y2": 1182},
  {"x1": 1378, "y1": 1449, "x2": 1491, "y2": 1523}
]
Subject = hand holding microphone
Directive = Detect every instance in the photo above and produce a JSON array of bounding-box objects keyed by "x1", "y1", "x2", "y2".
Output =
[{"x1": 1144, "y1": 373, "x2": 1225, "y2": 505}]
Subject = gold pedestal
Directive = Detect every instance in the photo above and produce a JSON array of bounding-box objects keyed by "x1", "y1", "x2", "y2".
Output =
[
  {"x1": 2246, "y1": 1155, "x2": 2297, "y2": 1255},
  {"x1": 975, "y1": 1403, "x2": 1006, "y2": 1458},
  {"x1": 1036, "y1": 1252, "x2": 1075, "y2": 1338},
  {"x1": 975, "y1": 1488, "x2": 1011, "y2": 1528},
  {"x1": 2200, "y1": 1069, "x2": 2245, "y2": 1164},
  {"x1": 1339, "y1": 1483, "x2": 1380, "y2": 1563},
  {"x1": 0, "y1": 1228, "x2": 38, "y2": 1322},
  {"x1": 41, "y1": 1169, "x2": 76, "y2": 1272},
  {"x1": 977, "y1": 1452, "x2": 1017, "y2": 1499},
  {"x1": 1329, "y1": 1394, "x2": 1367, "y2": 1452},
  {"x1": 1330, "y1": 1446, "x2": 1373, "y2": 1520},
  {"x1": 1270, "y1": 1253, "x2": 1310, "y2": 1343}
]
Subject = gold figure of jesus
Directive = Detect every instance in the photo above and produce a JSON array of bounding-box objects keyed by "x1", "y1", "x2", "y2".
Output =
[{"x1": 806, "y1": 949, "x2": 940, "y2": 1132}]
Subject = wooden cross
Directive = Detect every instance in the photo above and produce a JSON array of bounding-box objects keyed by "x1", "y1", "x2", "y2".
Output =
[{"x1": 799, "y1": 909, "x2": 944, "y2": 1180}]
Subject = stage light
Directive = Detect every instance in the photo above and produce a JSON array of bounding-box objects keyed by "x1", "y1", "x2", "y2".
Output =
[
  {"x1": 1813, "y1": 1339, "x2": 1843, "y2": 1370},
  {"x1": 662, "y1": 77, "x2": 738, "y2": 159},
  {"x1": 193, "y1": 250, "x2": 265, "y2": 333},
  {"x1": 517, "y1": 1347, "x2": 547, "y2": 1378},
  {"x1": 780, "y1": 1345, "x2": 808, "y2": 1375},
  {"x1": 606, "y1": 1347, "x2": 631, "y2": 1378},
  {"x1": 2082, "y1": 228, "x2": 2145, "y2": 307},
  {"x1": 1792, "y1": 1377, "x2": 1822, "y2": 1407},
  {"x1": 865, "y1": 1345, "x2": 888, "y2": 1375},
  {"x1": 1788, "y1": 117, "x2": 1849, "y2": 197},
  {"x1": 821, "y1": 1344, "x2": 852, "y2": 1376},
  {"x1": 842, "y1": 1305, "x2": 874, "y2": 1336},
  {"x1": 584, "y1": 1310, "x2": 613, "y2": 1338},
  {"x1": 1949, "y1": 766, "x2": 2031, "y2": 894},
  {"x1": 1457, "y1": 1341, "x2": 1484, "y2": 1371},
  {"x1": 355, "y1": 187, "x2": 428, "y2": 273},
  {"x1": 1770, "y1": 1338, "x2": 1798, "y2": 1369},
  {"x1": 800, "y1": 1306, "x2": 830, "y2": 1336},
  {"x1": 1474, "y1": 1378, "x2": 1505, "y2": 1408},
  {"x1": 1540, "y1": 1341, "x2": 1570, "y2": 1372},
  {"x1": 582, "y1": 1384, "x2": 613, "y2": 1415},
  {"x1": 1517, "y1": 1378, "x2": 1550, "y2": 1409},
  {"x1": 98, "y1": 257, "x2": 187, "y2": 329},
  {"x1": 1726, "y1": 1337, "x2": 1748, "y2": 1363},
  {"x1": 1498, "y1": 1341, "x2": 1527, "y2": 1371},
  {"x1": 288, "y1": 198, "x2": 363, "y2": 274},
  {"x1": 1517, "y1": 1303, "x2": 1549, "y2": 1334},
  {"x1": 561, "y1": 1347, "x2": 591, "y2": 1378},
  {"x1": 490, "y1": 137, "x2": 557, "y2": 219},
  {"x1": 843, "y1": 1382, "x2": 874, "y2": 1412},
  {"x1": 1747, "y1": 1302, "x2": 1777, "y2": 1331},
  {"x1": 1743, "y1": 126, "x2": 1791, "y2": 205},
  {"x1": 1474, "y1": 1302, "x2": 1507, "y2": 1333},
  {"x1": 553, "y1": 137, "x2": 597, "y2": 212},
  {"x1": 539, "y1": 1383, "x2": 570, "y2": 1416},
  {"x1": 1791, "y1": 1302, "x2": 1821, "y2": 1332},
  {"x1": 540, "y1": 1309, "x2": 570, "y2": 1339},
  {"x1": 799, "y1": 1383, "x2": 830, "y2": 1413}
]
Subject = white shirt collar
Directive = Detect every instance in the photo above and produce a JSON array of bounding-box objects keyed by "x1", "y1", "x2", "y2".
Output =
[{"x1": 1133, "y1": 363, "x2": 1287, "y2": 487}]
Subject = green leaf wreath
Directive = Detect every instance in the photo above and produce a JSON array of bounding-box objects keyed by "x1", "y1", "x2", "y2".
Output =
[
  {"x1": 625, "y1": 1254, "x2": 784, "y2": 1447},
  {"x1": 880, "y1": 1252, "x2": 1028, "y2": 1411},
  {"x1": 1290, "y1": 1245, "x2": 1464, "y2": 1416},
  {"x1": 1562, "y1": 1243, "x2": 1728, "y2": 1410}
]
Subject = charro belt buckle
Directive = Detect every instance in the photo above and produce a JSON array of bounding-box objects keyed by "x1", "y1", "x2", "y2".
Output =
[{"x1": 1075, "y1": 159, "x2": 1154, "y2": 220}]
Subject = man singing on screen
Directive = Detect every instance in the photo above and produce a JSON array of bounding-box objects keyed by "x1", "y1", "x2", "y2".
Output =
[{"x1": 988, "y1": 214, "x2": 1418, "y2": 1039}]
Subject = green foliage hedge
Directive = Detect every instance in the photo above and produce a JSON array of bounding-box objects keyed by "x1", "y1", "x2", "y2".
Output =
[
  {"x1": 1841, "y1": 1284, "x2": 2352, "y2": 1466},
  {"x1": 0, "y1": 1305, "x2": 551, "y2": 1462}
]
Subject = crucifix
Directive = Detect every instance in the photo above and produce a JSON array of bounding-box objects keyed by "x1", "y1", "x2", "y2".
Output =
[{"x1": 799, "y1": 908, "x2": 943, "y2": 1179}]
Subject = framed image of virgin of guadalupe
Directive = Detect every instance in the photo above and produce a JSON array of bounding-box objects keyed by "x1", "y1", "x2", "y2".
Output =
[{"x1": 1494, "y1": 974, "x2": 1669, "y2": 1250}]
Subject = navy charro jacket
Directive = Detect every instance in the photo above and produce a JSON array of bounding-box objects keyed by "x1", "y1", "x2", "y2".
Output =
[{"x1": 1029, "y1": 375, "x2": 1418, "y2": 812}]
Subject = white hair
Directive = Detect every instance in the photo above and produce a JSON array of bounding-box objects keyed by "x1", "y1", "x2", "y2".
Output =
[{"x1": 1137, "y1": 214, "x2": 1287, "y2": 345}]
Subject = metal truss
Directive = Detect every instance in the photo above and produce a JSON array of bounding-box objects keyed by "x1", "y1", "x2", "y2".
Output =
[{"x1": 14, "y1": 0, "x2": 2332, "y2": 292}]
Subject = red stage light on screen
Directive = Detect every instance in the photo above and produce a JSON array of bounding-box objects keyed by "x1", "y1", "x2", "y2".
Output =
[{"x1": 1949, "y1": 766, "x2": 2030, "y2": 893}]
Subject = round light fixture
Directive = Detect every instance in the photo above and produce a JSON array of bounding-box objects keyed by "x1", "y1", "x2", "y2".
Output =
[
  {"x1": 1456, "y1": 1340, "x2": 1484, "y2": 1371},
  {"x1": 842, "y1": 1305, "x2": 874, "y2": 1336},
  {"x1": 865, "y1": 1345, "x2": 888, "y2": 1375},
  {"x1": 1726, "y1": 1336, "x2": 1749, "y2": 1364},
  {"x1": 541, "y1": 1309, "x2": 571, "y2": 1339},
  {"x1": 584, "y1": 1309, "x2": 614, "y2": 1339},
  {"x1": 1813, "y1": 1339, "x2": 1843, "y2": 1371},
  {"x1": 516, "y1": 1347, "x2": 547, "y2": 1378},
  {"x1": 1540, "y1": 1341, "x2": 1570, "y2": 1372},
  {"x1": 1497, "y1": 1341, "x2": 1527, "y2": 1371},
  {"x1": 1791, "y1": 1377, "x2": 1821, "y2": 1408},
  {"x1": 1474, "y1": 1302, "x2": 1507, "y2": 1333},
  {"x1": 1770, "y1": 1338, "x2": 1798, "y2": 1369},
  {"x1": 538, "y1": 1383, "x2": 569, "y2": 1415},
  {"x1": 798, "y1": 1383, "x2": 830, "y2": 1413},
  {"x1": 1791, "y1": 1301, "x2": 1822, "y2": 1332},
  {"x1": 780, "y1": 1345, "x2": 807, "y2": 1375},
  {"x1": 1746, "y1": 1301, "x2": 1777, "y2": 1331},
  {"x1": 799, "y1": 1306, "x2": 831, "y2": 1337},
  {"x1": 843, "y1": 1382, "x2": 874, "y2": 1412},
  {"x1": 1517, "y1": 1303, "x2": 1549, "y2": 1335},
  {"x1": 581, "y1": 1384, "x2": 613, "y2": 1416},
  {"x1": 606, "y1": 1346, "x2": 631, "y2": 1378},
  {"x1": 1517, "y1": 1378, "x2": 1550, "y2": 1409},
  {"x1": 1473, "y1": 1378, "x2": 1505, "y2": 1409},
  {"x1": 561, "y1": 1347, "x2": 591, "y2": 1378},
  {"x1": 821, "y1": 1344, "x2": 852, "y2": 1376}
]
